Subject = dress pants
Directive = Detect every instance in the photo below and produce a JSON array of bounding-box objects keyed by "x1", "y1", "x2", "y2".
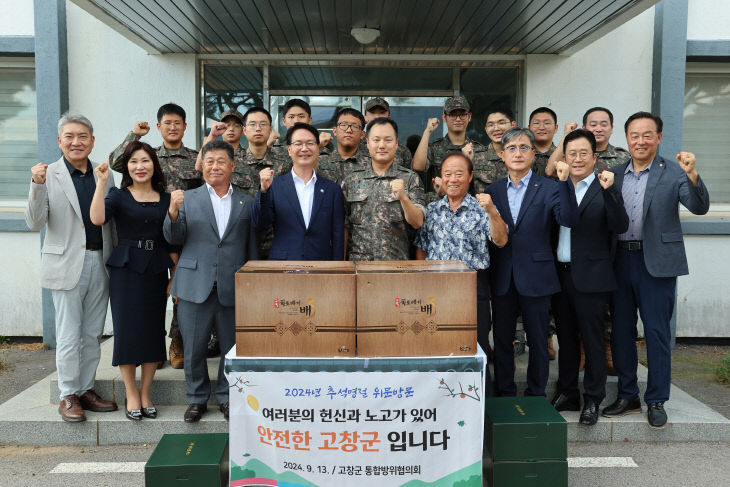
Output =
[
  {"x1": 476, "y1": 269, "x2": 493, "y2": 397},
  {"x1": 51, "y1": 250, "x2": 109, "y2": 399},
  {"x1": 553, "y1": 266, "x2": 609, "y2": 404},
  {"x1": 612, "y1": 247, "x2": 676, "y2": 403},
  {"x1": 492, "y1": 276, "x2": 551, "y2": 396},
  {"x1": 178, "y1": 287, "x2": 235, "y2": 404}
]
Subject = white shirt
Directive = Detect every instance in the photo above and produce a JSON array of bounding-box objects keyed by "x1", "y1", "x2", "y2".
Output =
[
  {"x1": 206, "y1": 183, "x2": 233, "y2": 238},
  {"x1": 557, "y1": 172, "x2": 595, "y2": 263},
  {"x1": 292, "y1": 170, "x2": 317, "y2": 228}
]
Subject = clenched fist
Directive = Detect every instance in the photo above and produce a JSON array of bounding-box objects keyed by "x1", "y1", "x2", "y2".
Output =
[
  {"x1": 267, "y1": 129, "x2": 280, "y2": 147},
  {"x1": 424, "y1": 118, "x2": 440, "y2": 135},
  {"x1": 210, "y1": 122, "x2": 228, "y2": 138},
  {"x1": 319, "y1": 131, "x2": 333, "y2": 149},
  {"x1": 461, "y1": 142, "x2": 474, "y2": 162},
  {"x1": 260, "y1": 168, "x2": 274, "y2": 192},
  {"x1": 390, "y1": 179, "x2": 407, "y2": 201},
  {"x1": 169, "y1": 189, "x2": 185, "y2": 218},
  {"x1": 676, "y1": 151, "x2": 697, "y2": 176},
  {"x1": 564, "y1": 121, "x2": 578, "y2": 134},
  {"x1": 555, "y1": 160, "x2": 570, "y2": 182},
  {"x1": 133, "y1": 121, "x2": 150, "y2": 137},
  {"x1": 94, "y1": 161, "x2": 110, "y2": 183},
  {"x1": 598, "y1": 170, "x2": 614, "y2": 189},
  {"x1": 31, "y1": 163, "x2": 49, "y2": 185},
  {"x1": 432, "y1": 177, "x2": 444, "y2": 197},
  {"x1": 476, "y1": 193, "x2": 494, "y2": 212}
]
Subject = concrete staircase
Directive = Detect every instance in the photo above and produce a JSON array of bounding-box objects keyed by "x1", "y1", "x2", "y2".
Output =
[{"x1": 0, "y1": 338, "x2": 728, "y2": 446}]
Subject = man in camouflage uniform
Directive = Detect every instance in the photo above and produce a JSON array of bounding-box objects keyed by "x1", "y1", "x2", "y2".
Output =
[
  {"x1": 463, "y1": 106, "x2": 514, "y2": 194},
  {"x1": 318, "y1": 108, "x2": 371, "y2": 185},
  {"x1": 268, "y1": 98, "x2": 333, "y2": 155},
  {"x1": 412, "y1": 96, "x2": 488, "y2": 203},
  {"x1": 361, "y1": 97, "x2": 412, "y2": 169},
  {"x1": 528, "y1": 107, "x2": 559, "y2": 176},
  {"x1": 342, "y1": 118, "x2": 425, "y2": 261},
  {"x1": 109, "y1": 103, "x2": 202, "y2": 369}
]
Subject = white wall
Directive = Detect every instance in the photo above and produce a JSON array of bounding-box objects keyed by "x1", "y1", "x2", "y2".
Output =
[
  {"x1": 0, "y1": 232, "x2": 41, "y2": 335},
  {"x1": 0, "y1": 0, "x2": 34, "y2": 36},
  {"x1": 687, "y1": 0, "x2": 730, "y2": 40},
  {"x1": 65, "y1": 1, "x2": 198, "y2": 164},
  {"x1": 524, "y1": 7, "x2": 655, "y2": 149}
]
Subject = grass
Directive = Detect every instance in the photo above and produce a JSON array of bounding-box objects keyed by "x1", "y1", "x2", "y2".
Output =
[
  {"x1": 713, "y1": 354, "x2": 730, "y2": 386},
  {"x1": 0, "y1": 335, "x2": 9, "y2": 345}
]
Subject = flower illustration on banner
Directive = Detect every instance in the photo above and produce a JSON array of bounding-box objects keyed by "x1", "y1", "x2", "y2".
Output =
[
  {"x1": 229, "y1": 376, "x2": 256, "y2": 394},
  {"x1": 438, "y1": 377, "x2": 480, "y2": 401}
]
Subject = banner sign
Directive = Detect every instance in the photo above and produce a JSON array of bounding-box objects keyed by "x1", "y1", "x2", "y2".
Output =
[{"x1": 226, "y1": 367, "x2": 485, "y2": 487}]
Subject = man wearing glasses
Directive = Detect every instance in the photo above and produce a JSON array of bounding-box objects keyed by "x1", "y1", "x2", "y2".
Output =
[
  {"x1": 485, "y1": 127, "x2": 578, "y2": 398},
  {"x1": 318, "y1": 108, "x2": 371, "y2": 185},
  {"x1": 462, "y1": 106, "x2": 515, "y2": 194},
  {"x1": 528, "y1": 107, "x2": 559, "y2": 176},
  {"x1": 412, "y1": 96, "x2": 488, "y2": 203}
]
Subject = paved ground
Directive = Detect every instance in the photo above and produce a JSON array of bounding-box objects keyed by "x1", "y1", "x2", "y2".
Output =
[{"x1": 0, "y1": 341, "x2": 56, "y2": 404}]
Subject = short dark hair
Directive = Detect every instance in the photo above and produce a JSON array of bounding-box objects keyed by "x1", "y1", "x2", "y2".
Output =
[
  {"x1": 283, "y1": 99, "x2": 312, "y2": 118},
  {"x1": 157, "y1": 103, "x2": 186, "y2": 123},
  {"x1": 366, "y1": 117, "x2": 398, "y2": 138},
  {"x1": 486, "y1": 106, "x2": 515, "y2": 123},
  {"x1": 243, "y1": 107, "x2": 272, "y2": 125},
  {"x1": 119, "y1": 141, "x2": 166, "y2": 193},
  {"x1": 529, "y1": 106, "x2": 557, "y2": 124},
  {"x1": 201, "y1": 139, "x2": 235, "y2": 162},
  {"x1": 286, "y1": 122, "x2": 320, "y2": 145},
  {"x1": 335, "y1": 108, "x2": 366, "y2": 128},
  {"x1": 624, "y1": 111, "x2": 663, "y2": 134},
  {"x1": 441, "y1": 152, "x2": 473, "y2": 175},
  {"x1": 563, "y1": 129, "x2": 597, "y2": 154},
  {"x1": 583, "y1": 107, "x2": 614, "y2": 126}
]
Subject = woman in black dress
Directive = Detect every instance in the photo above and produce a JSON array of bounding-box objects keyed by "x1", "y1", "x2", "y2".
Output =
[{"x1": 90, "y1": 141, "x2": 177, "y2": 421}]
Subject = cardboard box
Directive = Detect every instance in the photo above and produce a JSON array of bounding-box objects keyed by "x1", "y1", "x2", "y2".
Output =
[
  {"x1": 356, "y1": 260, "x2": 476, "y2": 357},
  {"x1": 235, "y1": 261, "x2": 356, "y2": 357},
  {"x1": 145, "y1": 433, "x2": 228, "y2": 487},
  {"x1": 483, "y1": 458, "x2": 568, "y2": 487}
]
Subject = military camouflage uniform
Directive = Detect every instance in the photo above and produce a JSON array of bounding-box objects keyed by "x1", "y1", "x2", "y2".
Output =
[
  {"x1": 595, "y1": 144, "x2": 631, "y2": 173},
  {"x1": 342, "y1": 163, "x2": 425, "y2": 261},
  {"x1": 532, "y1": 143, "x2": 556, "y2": 177},
  {"x1": 424, "y1": 136, "x2": 487, "y2": 203},
  {"x1": 317, "y1": 144, "x2": 371, "y2": 186},
  {"x1": 109, "y1": 132, "x2": 202, "y2": 341},
  {"x1": 358, "y1": 138, "x2": 412, "y2": 169},
  {"x1": 472, "y1": 143, "x2": 508, "y2": 194}
]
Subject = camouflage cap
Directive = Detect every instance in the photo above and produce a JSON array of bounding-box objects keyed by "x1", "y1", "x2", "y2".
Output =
[
  {"x1": 219, "y1": 108, "x2": 245, "y2": 124},
  {"x1": 365, "y1": 97, "x2": 390, "y2": 112},
  {"x1": 444, "y1": 96, "x2": 470, "y2": 114}
]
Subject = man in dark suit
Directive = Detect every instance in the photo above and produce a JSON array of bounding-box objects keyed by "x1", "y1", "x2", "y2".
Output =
[
  {"x1": 485, "y1": 127, "x2": 578, "y2": 397},
  {"x1": 601, "y1": 112, "x2": 710, "y2": 428},
  {"x1": 549, "y1": 130, "x2": 629, "y2": 425},
  {"x1": 254, "y1": 123, "x2": 345, "y2": 260},
  {"x1": 164, "y1": 140, "x2": 258, "y2": 422}
]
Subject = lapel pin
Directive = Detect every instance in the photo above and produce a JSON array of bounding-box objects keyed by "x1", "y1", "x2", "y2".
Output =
[
  {"x1": 320, "y1": 188, "x2": 324, "y2": 193},
  {"x1": 659, "y1": 163, "x2": 663, "y2": 167},
  {"x1": 239, "y1": 201, "x2": 243, "y2": 204}
]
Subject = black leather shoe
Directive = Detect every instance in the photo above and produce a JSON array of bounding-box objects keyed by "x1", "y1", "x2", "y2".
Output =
[
  {"x1": 141, "y1": 406, "x2": 158, "y2": 419},
  {"x1": 579, "y1": 400, "x2": 600, "y2": 426},
  {"x1": 207, "y1": 332, "x2": 220, "y2": 358},
  {"x1": 125, "y1": 399, "x2": 142, "y2": 421},
  {"x1": 220, "y1": 402, "x2": 230, "y2": 420},
  {"x1": 184, "y1": 403, "x2": 207, "y2": 423},
  {"x1": 647, "y1": 402, "x2": 667, "y2": 429},
  {"x1": 550, "y1": 392, "x2": 580, "y2": 412},
  {"x1": 601, "y1": 397, "x2": 642, "y2": 417}
]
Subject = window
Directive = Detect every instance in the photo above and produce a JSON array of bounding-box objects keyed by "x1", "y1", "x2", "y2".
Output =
[{"x1": 0, "y1": 64, "x2": 37, "y2": 199}]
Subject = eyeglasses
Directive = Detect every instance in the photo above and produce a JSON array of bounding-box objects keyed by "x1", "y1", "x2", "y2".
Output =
[
  {"x1": 504, "y1": 145, "x2": 534, "y2": 153},
  {"x1": 486, "y1": 120, "x2": 511, "y2": 129},
  {"x1": 447, "y1": 112, "x2": 469, "y2": 120},
  {"x1": 566, "y1": 150, "x2": 592, "y2": 159},
  {"x1": 225, "y1": 122, "x2": 242, "y2": 128},
  {"x1": 529, "y1": 121, "x2": 555, "y2": 128},
  {"x1": 290, "y1": 141, "x2": 318, "y2": 149},
  {"x1": 337, "y1": 122, "x2": 362, "y2": 132},
  {"x1": 246, "y1": 121, "x2": 270, "y2": 129}
]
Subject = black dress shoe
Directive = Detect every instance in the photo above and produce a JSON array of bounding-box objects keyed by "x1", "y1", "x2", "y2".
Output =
[
  {"x1": 579, "y1": 400, "x2": 600, "y2": 426},
  {"x1": 207, "y1": 332, "x2": 220, "y2": 358},
  {"x1": 220, "y1": 402, "x2": 230, "y2": 420},
  {"x1": 647, "y1": 402, "x2": 667, "y2": 429},
  {"x1": 601, "y1": 397, "x2": 642, "y2": 417},
  {"x1": 125, "y1": 399, "x2": 142, "y2": 421},
  {"x1": 550, "y1": 392, "x2": 580, "y2": 412},
  {"x1": 184, "y1": 403, "x2": 207, "y2": 423},
  {"x1": 141, "y1": 406, "x2": 158, "y2": 419}
]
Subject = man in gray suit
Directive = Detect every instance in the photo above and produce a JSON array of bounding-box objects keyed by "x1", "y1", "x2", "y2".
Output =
[
  {"x1": 25, "y1": 113, "x2": 118, "y2": 422},
  {"x1": 164, "y1": 139, "x2": 258, "y2": 422},
  {"x1": 601, "y1": 112, "x2": 710, "y2": 428}
]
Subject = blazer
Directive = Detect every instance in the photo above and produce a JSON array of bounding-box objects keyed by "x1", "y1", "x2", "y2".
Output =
[
  {"x1": 558, "y1": 178, "x2": 629, "y2": 293},
  {"x1": 611, "y1": 155, "x2": 710, "y2": 278},
  {"x1": 25, "y1": 158, "x2": 116, "y2": 290},
  {"x1": 163, "y1": 184, "x2": 258, "y2": 307},
  {"x1": 485, "y1": 173, "x2": 578, "y2": 297},
  {"x1": 253, "y1": 171, "x2": 345, "y2": 260}
]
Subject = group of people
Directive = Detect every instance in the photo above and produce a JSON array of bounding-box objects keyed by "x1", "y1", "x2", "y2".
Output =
[{"x1": 25, "y1": 95, "x2": 709, "y2": 430}]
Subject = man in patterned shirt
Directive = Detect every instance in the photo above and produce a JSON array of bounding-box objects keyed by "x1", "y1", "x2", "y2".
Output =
[
  {"x1": 318, "y1": 108, "x2": 371, "y2": 185},
  {"x1": 361, "y1": 97, "x2": 413, "y2": 169},
  {"x1": 268, "y1": 98, "x2": 333, "y2": 154},
  {"x1": 528, "y1": 107, "x2": 559, "y2": 176},
  {"x1": 415, "y1": 153, "x2": 508, "y2": 360},
  {"x1": 462, "y1": 106, "x2": 514, "y2": 194},
  {"x1": 342, "y1": 118, "x2": 425, "y2": 261},
  {"x1": 109, "y1": 102, "x2": 202, "y2": 369}
]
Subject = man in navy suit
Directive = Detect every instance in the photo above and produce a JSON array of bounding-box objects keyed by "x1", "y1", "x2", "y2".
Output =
[
  {"x1": 601, "y1": 112, "x2": 710, "y2": 428},
  {"x1": 254, "y1": 123, "x2": 345, "y2": 260},
  {"x1": 485, "y1": 127, "x2": 578, "y2": 397}
]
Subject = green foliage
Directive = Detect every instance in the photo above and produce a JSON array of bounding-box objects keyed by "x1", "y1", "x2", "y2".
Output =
[
  {"x1": 714, "y1": 354, "x2": 730, "y2": 386},
  {"x1": 0, "y1": 335, "x2": 9, "y2": 344}
]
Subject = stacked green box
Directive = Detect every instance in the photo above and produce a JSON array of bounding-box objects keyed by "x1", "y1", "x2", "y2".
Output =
[
  {"x1": 483, "y1": 396, "x2": 567, "y2": 487},
  {"x1": 145, "y1": 433, "x2": 229, "y2": 487}
]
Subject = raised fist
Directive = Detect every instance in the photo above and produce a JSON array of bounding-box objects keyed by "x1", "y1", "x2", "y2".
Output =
[
  {"x1": 210, "y1": 122, "x2": 228, "y2": 138},
  {"x1": 259, "y1": 168, "x2": 274, "y2": 192},
  {"x1": 425, "y1": 118, "x2": 440, "y2": 134},
  {"x1": 94, "y1": 161, "x2": 110, "y2": 183},
  {"x1": 476, "y1": 193, "x2": 494, "y2": 212},
  {"x1": 676, "y1": 151, "x2": 697, "y2": 175},
  {"x1": 390, "y1": 179, "x2": 406, "y2": 200},
  {"x1": 461, "y1": 142, "x2": 474, "y2": 162},
  {"x1": 169, "y1": 190, "x2": 185, "y2": 212},
  {"x1": 267, "y1": 129, "x2": 280, "y2": 147},
  {"x1": 598, "y1": 170, "x2": 614, "y2": 189},
  {"x1": 31, "y1": 163, "x2": 48, "y2": 185},
  {"x1": 133, "y1": 121, "x2": 150, "y2": 137},
  {"x1": 564, "y1": 121, "x2": 578, "y2": 134},
  {"x1": 432, "y1": 177, "x2": 444, "y2": 197},
  {"x1": 555, "y1": 160, "x2": 570, "y2": 182},
  {"x1": 318, "y1": 131, "x2": 333, "y2": 149}
]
